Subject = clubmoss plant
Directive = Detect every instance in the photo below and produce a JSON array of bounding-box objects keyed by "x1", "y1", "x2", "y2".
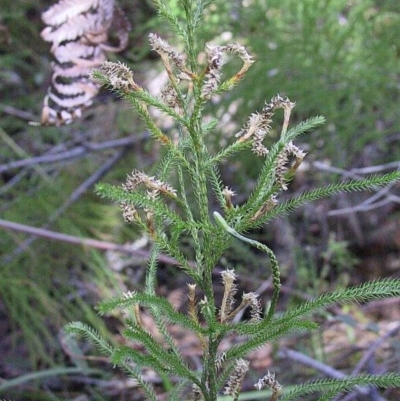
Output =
[{"x1": 67, "y1": 1, "x2": 400, "y2": 400}]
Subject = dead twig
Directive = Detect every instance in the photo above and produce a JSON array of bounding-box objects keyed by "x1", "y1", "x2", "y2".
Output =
[
  {"x1": 312, "y1": 161, "x2": 400, "y2": 216},
  {"x1": 278, "y1": 347, "x2": 388, "y2": 401},
  {"x1": 2, "y1": 149, "x2": 127, "y2": 264},
  {"x1": 0, "y1": 217, "x2": 187, "y2": 268},
  {"x1": 352, "y1": 322, "x2": 400, "y2": 376},
  {"x1": 0, "y1": 132, "x2": 149, "y2": 173}
]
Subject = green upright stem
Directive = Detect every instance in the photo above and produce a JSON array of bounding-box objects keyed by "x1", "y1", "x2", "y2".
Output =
[
  {"x1": 183, "y1": 0, "x2": 198, "y2": 71},
  {"x1": 204, "y1": 335, "x2": 222, "y2": 401}
]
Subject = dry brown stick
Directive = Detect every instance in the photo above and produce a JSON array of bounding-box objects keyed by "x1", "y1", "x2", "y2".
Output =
[
  {"x1": 313, "y1": 160, "x2": 400, "y2": 176},
  {"x1": 0, "y1": 218, "x2": 186, "y2": 268},
  {"x1": 278, "y1": 347, "x2": 388, "y2": 401},
  {"x1": 0, "y1": 132, "x2": 149, "y2": 173},
  {"x1": 0, "y1": 103, "x2": 37, "y2": 120},
  {"x1": 351, "y1": 322, "x2": 400, "y2": 376},
  {"x1": 312, "y1": 161, "x2": 400, "y2": 216},
  {"x1": 2, "y1": 149, "x2": 127, "y2": 263}
]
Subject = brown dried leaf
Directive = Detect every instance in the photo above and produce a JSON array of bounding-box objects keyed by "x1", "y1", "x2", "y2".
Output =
[
  {"x1": 41, "y1": 13, "x2": 110, "y2": 45},
  {"x1": 38, "y1": 0, "x2": 130, "y2": 126},
  {"x1": 41, "y1": 0, "x2": 101, "y2": 26},
  {"x1": 53, "y1": 42, "x2": 99, "y2": 63}
]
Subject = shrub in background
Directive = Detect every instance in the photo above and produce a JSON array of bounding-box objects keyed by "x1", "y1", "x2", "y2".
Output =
[{"x1": 210, "y1": 0, "x2": 400, "y2": 167}]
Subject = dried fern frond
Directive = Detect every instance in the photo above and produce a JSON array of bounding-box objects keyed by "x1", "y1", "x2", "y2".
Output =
[
  {"x1": 39, "y1": 0, "x2": 130, "y2": 126},
  {"x1": 41, "y1": 0, "x2": 103, "y2": 26}
]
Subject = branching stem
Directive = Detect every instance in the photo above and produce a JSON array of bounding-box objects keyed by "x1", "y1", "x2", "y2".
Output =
[{"x1": 213, "y1": 212, "x2": 281, "y2": 321}]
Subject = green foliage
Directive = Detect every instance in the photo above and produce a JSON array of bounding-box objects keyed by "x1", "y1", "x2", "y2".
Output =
[
  {"x1": 205, "y1": 0, "x2": 400, "y2": 167},
  {"x1": 279, "y1": 373, "x2": 400, "y2": 401},
  {"x1": 266, "y1": 171, "x2": 400, "y2": 224},
  {"x1": 65, "y1": 1, "x2": 400, "y2": 400},
  {"x1": 0, "y1": 166, "x2": 124, "y2": 368},
  {"x1": 294, "y1": 235, "x2": 358, "y2": 295}
]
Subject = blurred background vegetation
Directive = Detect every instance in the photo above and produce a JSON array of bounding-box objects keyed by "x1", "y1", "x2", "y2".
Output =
[{"x1": 1, "y1": 0, "x2": 399, "y2": 399}]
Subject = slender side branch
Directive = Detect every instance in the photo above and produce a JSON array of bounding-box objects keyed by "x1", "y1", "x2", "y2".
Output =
[{"x1": 213, "y1": 212, "x2": 281, "y2": 321}]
